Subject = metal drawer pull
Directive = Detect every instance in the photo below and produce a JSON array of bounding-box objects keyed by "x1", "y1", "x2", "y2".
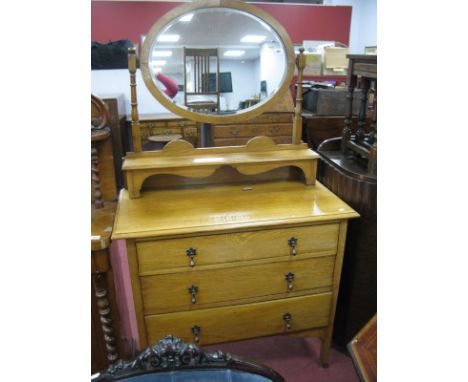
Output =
[
  {"x1": 283, "y1": 313, "x2": 292, "y2": 330},
  {"x1": 192, "y1": 325, "x2": 201, "y2": 343},
  {"x1": 230, "y1": 128, "x2": 239, "y2": 136},
  {"x1": 288, "y1": 237, "x2": 298, "y2": 256},
  {"x1": 285, "y1": 272, "x2": 295, "y2": 291},
  {"x1": 186, "y1": 248, "x2": 197, "y2": 267},
  {"x1": 188, "y1": 285, "x2": 198, "y2": 304}
]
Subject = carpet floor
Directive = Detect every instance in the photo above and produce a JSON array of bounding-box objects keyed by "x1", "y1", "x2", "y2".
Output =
[{"x1": 205, "y1": 335, "x2": 359, "y2": 382}]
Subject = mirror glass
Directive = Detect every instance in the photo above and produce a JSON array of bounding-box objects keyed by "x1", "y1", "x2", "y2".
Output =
[{"x1": 147, "y1": 7, "x2": 287, "y2": 115}]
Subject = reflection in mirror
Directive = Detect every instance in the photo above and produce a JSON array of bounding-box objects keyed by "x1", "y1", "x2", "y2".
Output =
[{"x1": 148, "y1": 8, "x2": 287, "y2": 115}]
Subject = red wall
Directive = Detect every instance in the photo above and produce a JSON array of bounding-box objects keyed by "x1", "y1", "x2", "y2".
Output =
[{"x1": 91, "y1": 1, "x2": 351, "y2": 45}]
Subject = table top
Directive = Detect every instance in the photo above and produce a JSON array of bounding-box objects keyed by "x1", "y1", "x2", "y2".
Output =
[
  {"x1": 112, "y1": 180, "x2": 359, "y2": 240},
  {"x1": 91, "y1": 202, "x2": 117, "y2": 251}
]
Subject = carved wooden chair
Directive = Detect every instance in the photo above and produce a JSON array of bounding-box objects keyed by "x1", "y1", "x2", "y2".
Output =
[{"x1": 92, "y1": 336, "x2": 285, "y2": 382}]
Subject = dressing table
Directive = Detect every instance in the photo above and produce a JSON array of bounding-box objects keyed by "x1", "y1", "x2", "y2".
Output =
[{"x1": 111, "y1": 0, "x2": 358, "y2": 368}]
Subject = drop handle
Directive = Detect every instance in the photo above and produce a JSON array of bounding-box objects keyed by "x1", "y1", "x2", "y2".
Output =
[
  {"x1": 285, "y1": 272, "x2": 295, "y2": 291},
  {"x1": 192, "y1": 325, "x2": 201, "y2": 344},
  {"x1": 288, "y1": 237, "x2": 298, "y2": 256},
  {"x1": 283, "y1": 313, "x2": 292, "y2": 330},
  {"x1": 186, "y1": 248, "x2": 197, "y2": 267},
  {"x1": 188, "y1": 285, "x2": 198, "y2": 304}
]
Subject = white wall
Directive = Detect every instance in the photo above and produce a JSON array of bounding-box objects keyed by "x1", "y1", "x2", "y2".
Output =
[
  {"x1": 91, "y1": 69, "x2": 170, "y2": 114},
  {"x1": 219, "y1": 59, "x2": 258, "y2": 110},
  {"x1": 324, "y1": 0, "x2": 377, "y2": 54},
  {"x1": 259, "y1": 41, "x2": 286, "y2": 97},
  {"x1": 91, "y1": 59, "x2": 260, "y2": 114}
]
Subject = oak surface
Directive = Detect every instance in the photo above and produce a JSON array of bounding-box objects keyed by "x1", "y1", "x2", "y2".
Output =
[
  {"x1": 145, "y1": 293, "x2": 332, "y2": 346},
  {"x1": 113, "y1": 180, "x2": 358, "y2": 240},
  {"x1": 136, "y1": 223, "x2": 340, "y2": 273},
  {"x1": 140, "y1": 256, "x2": 335, "y2": 314}
]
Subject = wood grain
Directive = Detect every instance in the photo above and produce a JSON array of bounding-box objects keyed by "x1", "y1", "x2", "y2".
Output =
[
  {"x1": 140, "y1": 256, "x2": 335, "y2": 314},
  {"x1": 123, "y1": 137, "x2": 319, "y2": 198},
  {"x1": 348, "y1": 314, "x2": 377, "y2": 382},
  {"x1": 144, "y1": 293, "x2": 332, "y2": 346},
  {"x1": 112, "y1": 180, "x2": 358, "y2": 240},
  {"x1": 136, "y1": 223, "x2": 339, "y2": 273}
]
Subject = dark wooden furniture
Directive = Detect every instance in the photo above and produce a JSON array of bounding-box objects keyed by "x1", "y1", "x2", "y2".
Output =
[
  {"x1": 93, "y1": 335, "x2": 285, "y2": 382},
  {"x1": 341, "y1": 54, "x2": 377, "y2": 174},
  {"x1": 348, "y1": 314, "x2": 377, "y2": 382},
  {"x1": 302, "y1": 113, "x2": 371, "y2": 150},
  {"x1": 101, "y1": 94, "x2": 127, "y2": 191},
  {"x1": 92, "y1": 94, "x2": 123, "y2": 373},
  {"x1": 184, "y1": 48, "x2": 220, "y2": 112},
  {"x1": 316, "y1": 55, "x2": 377, "y2": 348}
]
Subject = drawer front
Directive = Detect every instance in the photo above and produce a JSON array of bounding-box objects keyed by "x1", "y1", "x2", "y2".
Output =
[
  {"x1": 213, "y1": 136, "x2": 291, "y2": 146},
  {"x1": 137, "y1": 223, "x2": 339, "y2": 274},
  {"x1": 145, "y1": 293, "x2": 332, "y2": 346},
  {"x1": 248, "y1": 113, "x2": 293, "y2": 124},
  {"x1": 140, "y1": 121, "x2": 168, "y2": 129},
  {"x1": 168, "y1": 120, "x2": 197, "y2": 127},
  {"x1": 140, "y1": 256, "x2": 335, "y2": 314},
  {"x1": 149, "y1": 127, "x2": 182, "y2": 136},
  {"x1": 213, "y1": 124, "x2": 292, "y2": 138}
]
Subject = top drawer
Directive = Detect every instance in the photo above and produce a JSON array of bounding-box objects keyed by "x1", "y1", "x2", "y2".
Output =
[{"x1": 136, "y1": 223, "x2": 339, "y2": 274}]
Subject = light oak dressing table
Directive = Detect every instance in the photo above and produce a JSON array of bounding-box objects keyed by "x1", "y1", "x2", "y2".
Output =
[{"x1": 111, "y1": 0, "x2": 358, "y2": 368}]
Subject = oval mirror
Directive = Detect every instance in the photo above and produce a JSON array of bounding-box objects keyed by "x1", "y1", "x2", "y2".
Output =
[{"x1": 140, "y1": 0, "x2": 295, "y2": 124}]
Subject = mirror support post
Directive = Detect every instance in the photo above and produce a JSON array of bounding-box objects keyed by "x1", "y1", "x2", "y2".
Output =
[
  {"x1": 293, "y1": 48, "x2": 306, "y2": 145},
  {"x1": 128, "y1": 47, "x2": 142, "y2": 153}
]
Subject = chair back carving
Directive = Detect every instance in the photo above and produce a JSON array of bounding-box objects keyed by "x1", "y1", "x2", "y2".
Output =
[{"x1": 92, "y1": 335, "x2": 285, "y2": 382}]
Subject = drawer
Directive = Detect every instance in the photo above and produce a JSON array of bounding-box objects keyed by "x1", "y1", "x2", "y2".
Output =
[
  {"x1": 248, "y1": 113, "x2": 293, "y2": 124},
  {"x1": 140, "y1": 121, "x2": 168, "y2": 129},
  {"x1": 136, "y1": 223, "x2": 340, "y2": 273},
  {"x1": 213, "y1": 124, "x2": 292, "y2": 138},
  {"x1": 140, "y1": 256, "x2": 335, "y2": 314},
  {"x1": 145, "y1": 293, "x2": 332, "y2": 346},
  {"x1": 182, "y1": 127, "x2": 198, "y2": 138},
  {"x1": 149, "y1": 127, "x2": 182, "y2": 136},
  {"x1": 168, "y1": 120, "x2": 196, "y2": 127},
  {"x1": 213, "y1": 136, "x2": 292, "y2": 146}
]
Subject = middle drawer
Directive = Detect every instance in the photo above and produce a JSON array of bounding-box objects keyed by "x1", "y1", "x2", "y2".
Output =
[
  {"x1": 136, "y1": 223, "x2": 339, "y2": 274},
  {"x1": 140, "y1": 256, "x2": 335, "y2": 315}
]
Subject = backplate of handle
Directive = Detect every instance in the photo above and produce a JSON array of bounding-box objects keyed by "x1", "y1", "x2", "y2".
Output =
[
  {"x1": 186, "y1": 248, "x2": 197, "y2": 267},
  {"x1": 188, "y1": 285, "x2": 198, "y2": 304},
  {"x1": 283, "y1": 313, "x2": 292, "y2": 330},
  {"x1": 288, "y1": 237, "x2": 298, "y2": 256},
  {"x1": 192, "y1": 325, "x2": 201, "y2": 343},
  {"x1": 285, "y1": 272, "x2": 295, "y2": 291}
]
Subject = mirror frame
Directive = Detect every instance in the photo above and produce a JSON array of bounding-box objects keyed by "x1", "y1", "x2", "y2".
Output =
[{"x1": 140, "y1": 0, "x2": 295, "y2": 124}]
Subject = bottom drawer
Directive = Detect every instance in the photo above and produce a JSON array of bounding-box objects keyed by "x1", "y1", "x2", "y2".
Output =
[{"x1": 145, "y1": 293, "x2": 331, "y2": 346}]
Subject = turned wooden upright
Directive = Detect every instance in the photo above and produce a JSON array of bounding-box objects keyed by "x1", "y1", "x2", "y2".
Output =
[
  {"x1": 124, "y1": 47, "x2": 317, "y2": 199},
  {"x1": 91, "y1": 94, "x2": 122, "y2": 372},
  {"x1": 341, "y1": 55, "x2": 377, "y2": 175}
]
